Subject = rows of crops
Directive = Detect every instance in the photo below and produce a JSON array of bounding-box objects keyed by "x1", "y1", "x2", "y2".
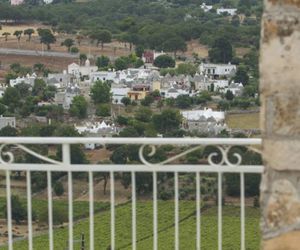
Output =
[
  {"x1": 0, "y1": 201, "x2": 260, "y2": 250},
  {"x1": 0, "y1": 197, "x2": 109, "y2": 221}
]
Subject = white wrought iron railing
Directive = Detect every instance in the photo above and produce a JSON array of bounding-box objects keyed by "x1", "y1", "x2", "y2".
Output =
[{"x1": 0, "y1": 137, "x2": 263, "y2": 250}]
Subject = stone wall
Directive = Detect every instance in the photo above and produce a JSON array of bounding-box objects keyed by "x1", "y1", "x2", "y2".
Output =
[{"x1": 260, "y1": 0, "x2": 300, "y2": 248}]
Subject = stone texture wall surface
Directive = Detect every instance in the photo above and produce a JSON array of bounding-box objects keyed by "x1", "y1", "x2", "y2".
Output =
[{"x1": 260, "y1": 0, "x2": 300, "y2": 248}]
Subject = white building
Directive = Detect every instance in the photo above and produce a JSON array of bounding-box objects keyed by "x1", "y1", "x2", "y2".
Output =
[
  {"x1": 181, "y1": 109, "x2": 227, "y2": 135},
  {"x1": 221, "y1": 82, "x2": 244, "y2": 96},
  {"x1": 43, "y1": 0, "x2": 53, "y2": 3},
  {"x1": 54, "y1": 84, "x2": 80, "y2": 109},
  {"x1": 9, "y1": 73, "x2": 37, "y2": 87},
  {"x1": 162, "y1": 88, "x2": 190, "y2": 99},
  {"x1": 68, "y1": 60, "x2": 98, "y2": 78},
  {"x1": 111, "y1": 87, "x2": 131, "y2": 104},
  {"x1": 11, "y1": 0, "x2": 24, "y2": 5},
  {"x1": 199, "y1": 62, "x2": 237, "y2": 77},
  {"x1": 0, "y1": 116, "x2": 16, "y2": 129},
  {"x1": 75, "y1": 121, "x2": 117, "y2": 149},
  {"x1": 90, "y1": 71, "x2": 118, "y2": 83},
  {"x1": 201, "y1": 3, "x2": 213, "y2": 12},
  {"x1": 217, "y1": 8, "x2": 237, "y2": 16},
  {"x1": 212, "y1": 80, "x2": 229, "y2": 90},
  {"x1": 181, "y1": 108, "x2": 225, "y2": 122}
]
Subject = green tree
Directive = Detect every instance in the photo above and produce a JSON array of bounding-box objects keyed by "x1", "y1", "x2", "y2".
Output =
[
  {"x1": 32, "y1": 79, "x2": 46, "y2": 98},
  {"x1": 96, "y1": 55, "x2": 110, "y2": 68},
  {"x1": 13, "y1": 30, "x2": 22, "y2": 43},
  {"x1": 24, "y1": 28, "x2": 35, "y2": 42},
  {"x1": 121, "y1": 97, "x2": 131, "y2": 106},
  {"x1": 2, "y1": 32, "x2": 10, "y2": 41},
  {"x1": 0, "y1": 126, "x2": 18, "y2": 136},
  {"x1": 61, "y1": 38, "x2": 75, "y2": 52},
  {"x1": 96, "y1": 103, "x2": 111, "y2": 117},
  {"x1": 209, "y1": 37, "x2": 233, "y2": 63},
  {"x1": 176, "y1": 63, "x2": 197, "y2": 76},
  {"x1": 225, "y1": 90, "x2": 234, "y2": 100},
  {"x1": 90, "y1": 81, "x2": 111, "y2": 104},
  {"x1": 90, "y1": 29, "x2": 112, "y2": 49},
  {"x1": 154, "y1": 55, "x2": 175, "y2": 68},
  {"x1": 2, "y1": 87, "x2": 20, "y2": 111},
  {"x1": 54, "y1": 181, "x2": 64, "y2": 196},
  {"x1": 141, "y1": 95, "x2": 154, "y2": 106},
  {"x1": 79, "y1": 54, "x2": 87, "y2": 65},
  {"x1": 218, "y1": 100, "x2": 230, "y2": 110},
  {"x1": 234, "y1": 66, "x2": 249, "y2": 85},
  {"x1": 37, "y1": 28, "x2": 56, "y2": 50},
  {"x1": 70, "y1": 96, "x2": 88, "y2": 119},
  {"x1": 114, "y1": 57, "x2": 128, "y2": 70},
  {"x1": 3, "y1": 195, "x2": 27, "y2": 224},
  {"x1": 231, "y1": 15, "x2": 240, "y2": 27},
  {"x1": 110, "y1": 146, "x2": 127, "y2": 164},
  {"x1": 135, "y1": 107, "x2": 152, "y2": 122},
  {"x1": 175, "y1": 95, "x2": 192, "y2": 109},
  {"x1": 135, "y1": 45, "x2": 144, "y2": 58},
  {"x1": 152, "y1": 109, "x2": 182, "y2": 134},
  {"x1": 162, "y1": 36, "x2": 187, "y2": 57}
]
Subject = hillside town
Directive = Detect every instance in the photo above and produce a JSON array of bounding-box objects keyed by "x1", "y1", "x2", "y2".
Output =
[
  {"x1": 0, "y1": 0, "x2": 267, "y2": 248},
  {"x1": 0, "y1": 50, "x2": 258, "y2": 142}
]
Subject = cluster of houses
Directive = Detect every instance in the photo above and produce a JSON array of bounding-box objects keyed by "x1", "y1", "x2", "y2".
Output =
[{"x1": 2, "y1": 54, "x2": 246, "y2": 136}]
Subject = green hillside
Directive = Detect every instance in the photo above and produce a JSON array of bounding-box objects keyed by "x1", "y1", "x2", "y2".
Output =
[{"x1": 0, "y1": 201, "x2": 260, "y2": 250}]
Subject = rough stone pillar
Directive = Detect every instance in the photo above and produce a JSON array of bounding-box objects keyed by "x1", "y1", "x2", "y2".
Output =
[{"x1": 260, "y1": 0, "x2": 300, "y2": 249}]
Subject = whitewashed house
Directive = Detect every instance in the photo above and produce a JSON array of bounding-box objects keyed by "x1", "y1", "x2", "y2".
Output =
[
  {"x1": 68, "y1": 60, "x2": 97, "y2": 78},
  {"x1": 221, "y1": 82, "x2": 244, "y2": 96},
  {"x1": 11, "y1": 0, "x2": 24, "y2": 5},
  {"x1": 162, "y1": 88, "x2": 190, "y2": 99},
  {"x1": 9, "y1": 73, "x2": 37, "y2": 87},
  {"x1": 111, "y1": 87, "x2": 131, "y2": 104},
  {"x1": 217, "y1": 8, "x2": 237, "y2": 16},
  {"x1": 47, "y1": 71, "x2": 71, "y2": 88},
  {"x1": 54, "y1": 84, "x2": 80, "y2": 109},
  {"x1": 199, "y1": 62, "x2": 236, "y2": 78},
  {"x1": 181, "y1": 108, "x2": 227, "y2": 135},
  {"x1": 90, "y1": 71, "x2": 118, "y2": 83},
  {"x1": 75, "y1": 121, "x2": 117, "y2": 149},
  {"x1": 0, "y1": 116, "x2": 16, "y2": 129},
  {"x1": 200, "y1": 3, "x2": 213, "y2": 12}
]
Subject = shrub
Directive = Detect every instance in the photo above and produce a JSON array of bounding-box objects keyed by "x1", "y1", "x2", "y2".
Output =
[
  {"x1": 54, "y1": 181, "x2": 64, "y2": 196},
  {"x1": 96, "y1": 104, "x2": 111, "y2": 117},
  {"x1": 39, "y1": 207, "x2": 68, "y2": 225},
  {"x1": 70, "y1": 47, "x2": 79, "y2": 53}
]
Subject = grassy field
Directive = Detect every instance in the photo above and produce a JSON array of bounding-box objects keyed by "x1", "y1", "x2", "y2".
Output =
[
  {"x1": 0, "y1": 197, "x2": 109, "y2": 221},
  {"x1": 226, "y1": 113, "x2": 260, "y2": 130},
  {"x1": 0, "y1": 201, "x2": 260, "y2": 250}
]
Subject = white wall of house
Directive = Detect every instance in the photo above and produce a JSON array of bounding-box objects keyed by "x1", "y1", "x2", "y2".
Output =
[
  {"x1": 199, "y1": 63, "x2": 237, "y2": 76},
  {"x1": 216, "y1": 8, "x2": 237, "y2": 15}
]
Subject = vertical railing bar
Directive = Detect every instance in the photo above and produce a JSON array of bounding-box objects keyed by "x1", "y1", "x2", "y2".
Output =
[
  {"x1": 89, "y1": 171, "x2": 94, "y2": 250},
  {"x1": 6, "y1": 170, "x2": 12, "y2": 250},
  {"x1": 174, "y1": 172, "x2": 179, "y2": 250},
  {"x1": 110, "y1": 171, "x2": 115, "y2": 250},
  {"x1": 196, "y1": 172, "x2": 201, "y2": 250},
  {"x1": 131, "y1": 171, "x2": 136, "y2": 250},
  {"x1": 240, "y1": 173, "x2": 245, "y2": 250},
  {"x1": 26, "y1": 171, "x2": 33, "y2": 250},
  {"x1": 153, "y1": 172, "x2": 158, "y2": 250},
  {"x1": 63, "y1": 144, "x2": 73, "y2": 250},
  {"x1": 218, "y1": 172, "x2": 222, "y2": 250},
  {"x1": 47, "y1": 171, "x2": 53, "y2": 250}
]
